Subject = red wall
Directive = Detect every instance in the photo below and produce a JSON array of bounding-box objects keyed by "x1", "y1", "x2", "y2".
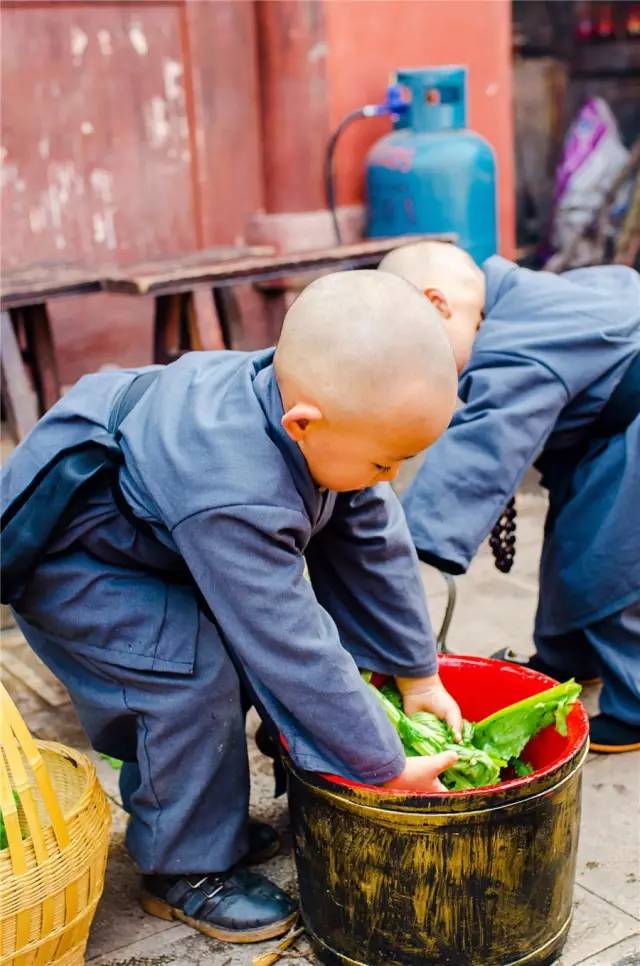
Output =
[
  {"x1": 1, "y1": 0, "x2": 515, "y2": 384},
  {"x1": 0, "y1": 1, "x2": 264, "y2": 382},
  {"x1": 325, "y1": 0, "x2": 515, "y2": 256}
]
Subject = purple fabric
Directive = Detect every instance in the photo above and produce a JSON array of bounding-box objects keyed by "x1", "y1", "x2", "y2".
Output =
[{"x1": 552, "y1": 97, "x2": 611, "y2": 206}]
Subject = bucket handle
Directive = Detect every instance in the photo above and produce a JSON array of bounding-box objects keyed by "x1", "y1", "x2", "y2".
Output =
[{"x1": 436, "y1": 571, "x2": 457, "y2": 654}]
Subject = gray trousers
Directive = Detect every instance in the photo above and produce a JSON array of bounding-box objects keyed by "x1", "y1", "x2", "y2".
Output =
[
  {"x1": 535, "y1": 600, "x2": 640, "y2": 726},
  {"x1": 14, "y1": 612, "x2": 251, "y2": 876}
]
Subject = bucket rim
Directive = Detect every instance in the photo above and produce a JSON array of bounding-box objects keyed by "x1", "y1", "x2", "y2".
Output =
[{"x1": 321, "y1": 653, "x2": 590, "y2": 801}]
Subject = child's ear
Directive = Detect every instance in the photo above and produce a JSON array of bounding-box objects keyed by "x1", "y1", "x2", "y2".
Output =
[
  {"x1": 424, "y1": 287, "x2": 453, "y2": 320},
  {"x1": 281, "y1": 402, "x2": 323, "y2": 442}
]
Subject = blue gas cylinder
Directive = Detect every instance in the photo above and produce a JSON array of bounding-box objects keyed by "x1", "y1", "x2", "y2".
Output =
[{"x1": 366, "y1": 67, "x2": 497, "y2": 263}]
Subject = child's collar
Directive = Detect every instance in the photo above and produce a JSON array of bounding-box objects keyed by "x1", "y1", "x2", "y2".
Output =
[
  {"x1": 482, "y1": 255, "x2": 518, "y2": 317},
  {"x1": 252, "y1": 360, "x2": 326, "y2": 516}
]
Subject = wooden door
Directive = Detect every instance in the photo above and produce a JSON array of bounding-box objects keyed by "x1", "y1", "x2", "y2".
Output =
[{"x1": 1, "y1": 1, "x2": 263, "y2": 381}]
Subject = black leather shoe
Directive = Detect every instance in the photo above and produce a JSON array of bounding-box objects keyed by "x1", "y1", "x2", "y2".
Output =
[
  {"x1": 491, "y1": 648, "x2": 601, "y2": 686},
  {"x1": 141, "y1": 867, "x2": 297, "y2": 942},
  {"x1": 247, "y1": 819, "x2": 280, "y2": 863},
  {"x1": 589, "y1": 714, "x2": 640, "y2": 753}
]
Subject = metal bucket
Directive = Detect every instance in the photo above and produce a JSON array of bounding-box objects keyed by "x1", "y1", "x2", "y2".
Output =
[{"x1": 287, "y1": 654, "x2": 589, "y2": 966}]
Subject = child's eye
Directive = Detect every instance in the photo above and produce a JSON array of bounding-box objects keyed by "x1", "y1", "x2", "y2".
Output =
[{"x1": 373, "y1": 463, "x2": 392, "y2": 473}]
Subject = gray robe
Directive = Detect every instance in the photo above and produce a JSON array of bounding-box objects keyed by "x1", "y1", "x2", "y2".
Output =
[
  {"x1": 402, "y1": 257, "x2": 640, "y2": 722},
  {"x1": 2, "y1": 349, "x2": 436, "y2": 872}
]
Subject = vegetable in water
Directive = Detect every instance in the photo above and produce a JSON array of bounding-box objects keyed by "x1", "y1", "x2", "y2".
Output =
[{"x1": 366, "y1": 675, "x2": 581, "y2": 791}]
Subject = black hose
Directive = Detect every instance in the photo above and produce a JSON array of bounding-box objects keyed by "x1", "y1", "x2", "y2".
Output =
[{"x1": 324, "y1": 108, "x2": 368, "y2": 245}]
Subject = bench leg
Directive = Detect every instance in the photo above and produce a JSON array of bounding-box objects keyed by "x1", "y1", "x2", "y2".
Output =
[
  {"x1": 21, "y1": 303, "x2": 62, "y2": 412},
  {"x1": 261, "y1": 288, "x2": 288, "y2": 345},
  {"x1": 153, "y1": 293, "x2": 184, "y2": 364},
  {"x1": 153, "y1": 288, "x2": 231, "y2": 362},
  {"x1": 186, "y1": 287, "x2": 227, "y2": 351},
  {"x1": 212, "y1": 287, "x2": 239, "y2": 349},
  {"x1": 0, "y1": 310, "x2": 38, "y2": 441}
]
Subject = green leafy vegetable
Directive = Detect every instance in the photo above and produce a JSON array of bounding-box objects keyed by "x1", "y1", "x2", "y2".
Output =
[
  {"x1": 0, "y1": 791, "x2": 23, "y2": 850},
  {"x1": 99, "y1": 754, "x2": 123, "y2": 770},
  {"x1": 472, "y1": 680, "x2": 582, "y2": 762},
  {"x1": 366, "y1": 676, "x2": 581, "y2": 791},
  {"x1": 375, "y1": 683, "x2": 504, "y2": 790},
  {"x1": 509, "y1": 757, "x2": 534, "y2": 778}
]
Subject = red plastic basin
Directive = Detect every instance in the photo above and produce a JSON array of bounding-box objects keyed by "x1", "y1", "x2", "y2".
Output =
[{"x1": 324, "y1": 653, "x2": 589, "y2": 797}]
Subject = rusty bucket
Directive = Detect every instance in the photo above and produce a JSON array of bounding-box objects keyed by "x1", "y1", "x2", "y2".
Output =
[{"x1": 287, "y1": 654, "x2": 589, "y2": 966}]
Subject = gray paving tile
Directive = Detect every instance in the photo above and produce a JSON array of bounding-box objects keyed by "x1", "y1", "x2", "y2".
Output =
[
  {"x1": 571, "y1": 932, "x2": 640, "y2": 965},
  {"x1": 87, "y1": 923, "x2": 316, "y2": 966},
  {"x1": 577, "y1": 752, "x2": 640, "y2": 919},
  {"x1": 555, "y1": 886, "x2": 639, "y2": 965}
]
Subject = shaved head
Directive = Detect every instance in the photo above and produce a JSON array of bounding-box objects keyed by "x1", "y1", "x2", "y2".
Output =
[
  {"x1": 274, "y1": 269, "x2": 457, "y2": 491},
  {"x1": 379, "y1": 241, "x2": 480, "y2": 294},
  {"x1": 379, "y1": 242, "x2": 486, "y2": 373},
  {"x1": 275, "y1": 270, "x2": 455, "y2": 422}
]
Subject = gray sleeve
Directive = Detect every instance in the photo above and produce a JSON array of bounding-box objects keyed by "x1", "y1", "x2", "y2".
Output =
[
  {"x1": 305, "y1": 485, "x2": 437, "y2": 678},
  {"x1": 402, "y1": 352, "x2": 569, "y2": 574},
  {"x1": 172, "y1": 503, "x2": 405, "y2": 783}
]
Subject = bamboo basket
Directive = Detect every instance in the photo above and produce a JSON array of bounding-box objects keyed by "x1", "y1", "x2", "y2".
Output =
[{"x1": 0, "y1": 684, "x2": 111, "y2": 965}]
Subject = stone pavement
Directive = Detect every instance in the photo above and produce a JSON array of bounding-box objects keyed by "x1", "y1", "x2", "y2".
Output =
[{"x1": 1, "y1": 487, "x2": 639, "y2": 966}]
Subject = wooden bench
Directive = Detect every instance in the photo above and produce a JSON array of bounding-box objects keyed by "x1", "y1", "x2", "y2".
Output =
[
  {"x1": 2, "y1": 235, "x2": 452, "y2": 440},
  {"x1": 1, "y1": 265, "x2": 103, "y2": 440},
  {"x1": 0, "y1": 246, "x2": 270, "y2": 439},
  {"x1": 103, "y1": 235, "x2": 451, "y2": 362},
  {"x1": 101, "y1": 245, "x2": 275, "y2": 363}
]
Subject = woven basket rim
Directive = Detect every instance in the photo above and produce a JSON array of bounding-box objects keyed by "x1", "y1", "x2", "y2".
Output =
[
  {"x1": 1, "y1": 739, "x2": 98, "y2": 857},
  {"x1": 1, "y1": 687, "x2": 112, "y2": 966},
  {"x1": 34, "y1": 739, "x2": 98, "y2": 826}
]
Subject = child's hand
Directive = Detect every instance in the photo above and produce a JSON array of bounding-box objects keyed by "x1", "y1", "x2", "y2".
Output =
[
  {"x1": 383, "y1": 751, "x2": 459, "y2": 793},
  {"x1": 395, "y1": 672, "x2": 463, "y2": 741}
]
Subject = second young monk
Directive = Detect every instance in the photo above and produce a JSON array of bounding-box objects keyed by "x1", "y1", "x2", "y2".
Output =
[
  {"x1": 2, "y1": 270, "x2": 461, "y2": 942},
  {"x1": 380, "y1": 241, "x2": 640, "y2": 753}
]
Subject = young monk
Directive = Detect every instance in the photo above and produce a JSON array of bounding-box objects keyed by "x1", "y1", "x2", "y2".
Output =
[
  {"x1": 379, "y1": 241, "x2": 640, "y2": 753},
  {"x1": 1, "y1": 270, "x2": 461, "y2": 942}
]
